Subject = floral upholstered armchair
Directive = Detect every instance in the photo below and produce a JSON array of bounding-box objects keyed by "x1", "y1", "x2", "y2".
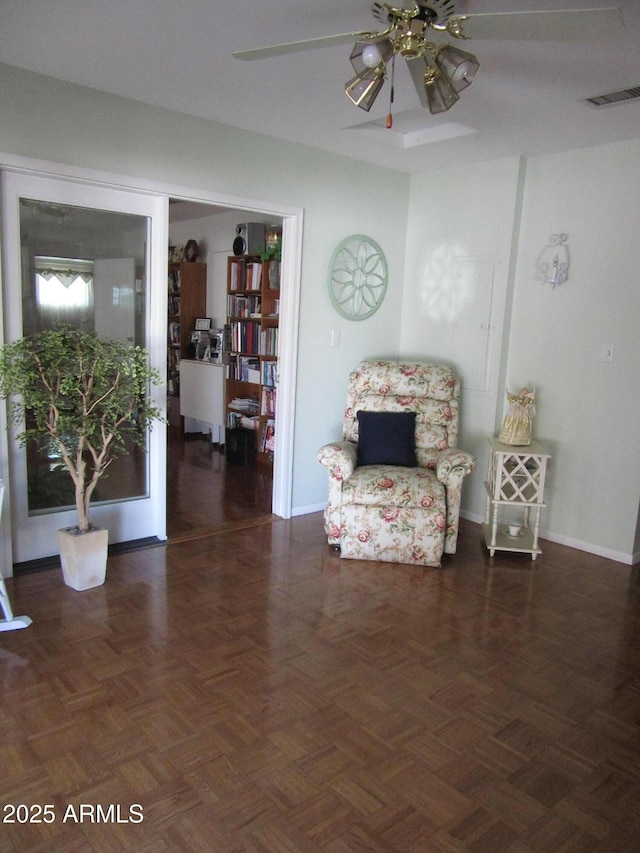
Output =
[{"x1": 317, "y1": 360, "x2": 475, "y2": 567}]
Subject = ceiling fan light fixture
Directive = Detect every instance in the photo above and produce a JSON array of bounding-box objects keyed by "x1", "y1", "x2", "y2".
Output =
[
  {"x1": 435, "y1": 44, "x2": 480, "y2": 92},
  {"x1": 425, "y1": 71, "x2": 460, "y2": 114},
  {"x1": 235, "y1": 2, "x2": 616, "y2": 121},
  {"x1": 345, "y1": 66, "x2": 386, "y2": 111},
  {"x1": 349, "y1": 38, "x2": 394, "y2": 74}
]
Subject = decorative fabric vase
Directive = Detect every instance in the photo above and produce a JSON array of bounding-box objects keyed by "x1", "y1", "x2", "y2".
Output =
[{"x1": 498, "y1": 387, "x2": 536, "y2": 446}]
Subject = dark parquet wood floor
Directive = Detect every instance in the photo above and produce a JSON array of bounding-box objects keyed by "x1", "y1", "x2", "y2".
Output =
[
  {"x1": 166, "y1": 429, "x2": 274, "y2": 543},
  {"x1": 1, "y1": 440, "x2": 640, "y2": 850}
]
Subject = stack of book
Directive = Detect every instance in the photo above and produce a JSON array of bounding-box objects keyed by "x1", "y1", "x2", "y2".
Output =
[
  {"x1": 228, "y1": 397, "x2": 259, "y2": 414},
  {"x1": 227, "y1": 355, "x2": 260, "y2": 383},
  {"x1": 226, "y1": 412, "x2": 259, "y2": 430}
]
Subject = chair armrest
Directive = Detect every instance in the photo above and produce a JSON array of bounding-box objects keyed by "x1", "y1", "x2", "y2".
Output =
[
  {"x1": 436, "y1": 448, "x2": 475, "y2": 555},
  {"x1": 317, "y1": 441, "x2": 358, "y2": 482},
  {"x1": 435, "y1": 448, "x2": 476, "y2": 485}
]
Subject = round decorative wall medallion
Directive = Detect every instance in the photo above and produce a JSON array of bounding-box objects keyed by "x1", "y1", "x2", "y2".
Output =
[{"x1": 328, "y1": 235, "x2": 388, "y2": 320}]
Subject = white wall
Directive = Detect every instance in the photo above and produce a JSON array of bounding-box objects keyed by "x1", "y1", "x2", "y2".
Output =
[
  {"x1": 403, "y1": 142, "x2": 640, "y2": 563},
  {"x1": 401, "y1": 156, "x2": 525, "y2": 519},
  {"x1": 506, "y1": 139, "x2": 640, "y2": 561},
  {"x1": 0, "y1": 63, "x2": 409, "y2": 523}
]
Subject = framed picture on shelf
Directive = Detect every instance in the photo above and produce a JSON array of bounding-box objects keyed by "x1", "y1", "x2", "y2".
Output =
[{"x1": 194, "y1": 317, "x2": 211, "y2": 331}]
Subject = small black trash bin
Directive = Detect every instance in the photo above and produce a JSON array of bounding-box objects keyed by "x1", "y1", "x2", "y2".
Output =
[{"x1": 225, "y1": 428, "x2": 256, "y2": 467}]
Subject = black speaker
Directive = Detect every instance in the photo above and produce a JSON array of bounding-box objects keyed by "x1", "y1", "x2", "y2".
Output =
[{"x1": 233, "y1": 223, "x2": 266, "y2": 256}]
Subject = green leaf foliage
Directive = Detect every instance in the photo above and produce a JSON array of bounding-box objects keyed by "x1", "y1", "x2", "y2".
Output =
[{"x1": 0, "y1": 325, "x2": 164, "y2": 531}]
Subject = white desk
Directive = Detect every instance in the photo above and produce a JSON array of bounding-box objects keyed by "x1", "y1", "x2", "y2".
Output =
[{"x1": 179, "y1": 360, "x2": 225, "y2": 442}]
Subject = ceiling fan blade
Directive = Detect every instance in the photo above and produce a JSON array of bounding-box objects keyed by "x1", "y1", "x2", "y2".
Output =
[
  {"x1": 405, "y1": 57, "x2": 430, "y2": 108},
  {"x1": 233, "y1": 30, "x2": 375, "y2": 61},
  {"x1": 457, "y1": 7, "x2": 623, "y2": 42}
]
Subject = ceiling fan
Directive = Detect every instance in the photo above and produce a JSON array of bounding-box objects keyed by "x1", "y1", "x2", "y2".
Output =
[{"x1": 233, "y1": 2, "x2": 622, "y2": 124}]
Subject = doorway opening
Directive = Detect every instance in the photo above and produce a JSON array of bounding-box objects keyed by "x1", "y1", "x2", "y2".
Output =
[
  {"x1": 0, "y1": 153, "x2": 302, "y2": 572},
  {"x1": 166, "y1": 200, "x2": 283, "y2": 543}
]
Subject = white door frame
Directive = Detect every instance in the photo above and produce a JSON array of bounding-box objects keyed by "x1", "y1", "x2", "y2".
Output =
[
  {"x1": 1, "y1": 170, "x2": 168, "y2": 564},
  {"x1": 0, "y1": 152, "x2": 303, "y2": 574}
]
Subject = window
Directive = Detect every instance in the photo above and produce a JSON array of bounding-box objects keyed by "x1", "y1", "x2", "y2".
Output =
[{"x1": 35, "y1": 256, "x2": 94, "y2": 329}]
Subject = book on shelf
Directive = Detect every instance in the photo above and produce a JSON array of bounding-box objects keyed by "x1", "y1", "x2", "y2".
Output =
[
  {"x1": 168, "y1": 269, "x2": 180, "y2": 293},
  {"x1": 226, "y1": 412, "x2": 259, "y2": 430},
  {"x1": 169, "y1": 322, "x2": 180, "y2": 344},
  {"x1": 230, "y1": 258, "x2": 262, "y2": 291},
  {"x1": 267, "y1": 260, "x2": 280, "y2": 290},
  {"x1": 228, "y1": 320, "x2": 260, "y2": 354},
  {"x1": 228, "y1": 396, "x2": 259, "y2": 414},
  {"x1": 260, "y1": 386, "x2": 277, "y2": 418},
  {"x1": 259, "y1": 326, "x2": 278, "y2": 356},
  {"x1": 259, "y1": 419, "x2": 275, "y2": 455},
  {"x1": 227, "y1": 355, "x2": 261, "y2": 383},
  {"x1": 245, "y1": 261, "x2": 262, "y2": 291},
  {"x1": 227, "y1": 293, "x2": 261, "y2": 318},
  {"x1": 168, "y1": 295, "x2": 180, "y2": 315},
  {"x1": 262, "y1": 360, "x2": 278, "y2": 387}
]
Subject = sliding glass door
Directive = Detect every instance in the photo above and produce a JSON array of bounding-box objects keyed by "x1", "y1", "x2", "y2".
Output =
[{"x1": 1, "y1": 172, "x2": 167, "y2": 563}]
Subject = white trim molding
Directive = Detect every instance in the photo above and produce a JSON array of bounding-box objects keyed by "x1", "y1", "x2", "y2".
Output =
[{"x1": 462, "y1": 510, "x2": 637, "y2": 566}]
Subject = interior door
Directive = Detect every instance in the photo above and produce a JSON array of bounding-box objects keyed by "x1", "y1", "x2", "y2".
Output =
[
  {"x1": 0, "y1": 171, "x2": 167, "y2": 564},
  {"x1": 94, "y1": 258, "x2": 136, "y2": 345}
]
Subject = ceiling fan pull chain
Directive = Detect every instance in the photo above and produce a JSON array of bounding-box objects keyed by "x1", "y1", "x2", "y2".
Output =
[{"x1": 386, "y1": 53, "x2": 396, "y2": 129}]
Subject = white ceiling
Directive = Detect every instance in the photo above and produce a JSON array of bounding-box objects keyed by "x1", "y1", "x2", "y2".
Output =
[{"x1": 1, "y1": 0, "x2": 639, "y2": 174}]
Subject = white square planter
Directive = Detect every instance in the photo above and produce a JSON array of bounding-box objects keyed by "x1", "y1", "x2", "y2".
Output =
[{"x1": 58, "y1": 527, "x2": 109, "y2": 591}]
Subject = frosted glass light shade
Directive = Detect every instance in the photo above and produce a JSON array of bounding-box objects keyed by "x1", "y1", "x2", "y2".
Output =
[
  {"x1": 426, "y1": 72, "x2": 460, "y2": 114},
  {"x1": 345, "y1": 67, "x2": 386, "y2": 111},
  {"x1": 436, "y1": 45, "x2": 480, "y2": 92}
]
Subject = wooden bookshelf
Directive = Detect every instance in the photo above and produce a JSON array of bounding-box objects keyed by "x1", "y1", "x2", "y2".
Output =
[
  {"x1": 167, "y1": 261, "x2": 206, "y2": 404},
  {"x1": 225, "y1": 255, "x2": 280, "y2": 470}
]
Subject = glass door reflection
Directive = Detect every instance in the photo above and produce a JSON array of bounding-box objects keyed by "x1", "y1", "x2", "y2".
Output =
[{"x1": 19, "y1": 198, "x2": 149, "y2": 515}]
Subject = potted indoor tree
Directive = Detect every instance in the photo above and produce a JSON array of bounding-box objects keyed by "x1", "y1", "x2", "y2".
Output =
[{"x1": 0, "y1": 325, "x2": 163, "y2": 590}]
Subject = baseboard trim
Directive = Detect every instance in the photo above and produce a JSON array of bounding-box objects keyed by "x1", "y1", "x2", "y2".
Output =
[
  {"x1": 292, "y1": 503, "x2": 325, "y2": 517},
  {"x1": 461, "y1": 510, "x2": 635, "y2": 566},
  {"x1": 14, "y1": 536, "x2": 165, "y2": 575}
]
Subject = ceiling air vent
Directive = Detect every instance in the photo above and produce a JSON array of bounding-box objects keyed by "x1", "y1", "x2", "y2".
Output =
[{"x1": 584, "y1": 86, "x2": 640, "y2": 107}]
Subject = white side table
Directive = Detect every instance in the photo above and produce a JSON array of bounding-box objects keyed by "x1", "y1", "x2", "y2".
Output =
[{"x1": 483, "y1": 437, "x2": 551, "y2": 561}]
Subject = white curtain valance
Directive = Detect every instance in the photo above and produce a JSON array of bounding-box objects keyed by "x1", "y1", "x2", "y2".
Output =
[{"x1": 35, "y1": 255, "x2": 94, "y2": 288}]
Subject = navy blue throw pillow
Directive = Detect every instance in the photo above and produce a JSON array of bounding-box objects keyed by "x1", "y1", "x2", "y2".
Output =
[{"x1": 356, "y1": 411, "x2": 417, "y2": 467}]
